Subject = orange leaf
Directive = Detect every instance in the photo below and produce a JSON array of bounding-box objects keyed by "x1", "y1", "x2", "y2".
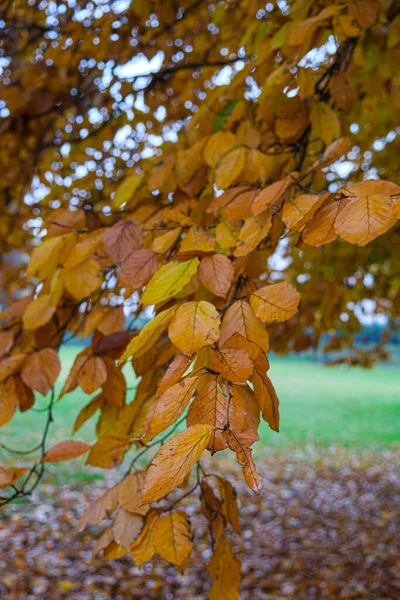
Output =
[
  {"x1": 118, "y1": 470, "x2": 149, "y2": 516},
  {"x1": 211, "y1": 348, "x2": 253, "y2": 383},
  {"x1": 252, "y1": 177, "x2": 293, "y2": 216},
  {"x1": 0, "y1": 466, "x2": 29, "y2": 489},
  {"x1": 250, "y1": 282, "x2": 300, "y2": 324},
  {"x1": 199, "y1": 254, "x2": 234, "y2": 298},
  {"x1": 43, "y1": 440, "x2": 91, "y2": 463},
  {"x1": 21, "y1": 348, "x2": 61, "y2": 395},
  {"x1": 251, "y1": 370, "x2": 280, "y2": 431},
  {"x1": 219, "y1": 300, "x2": 269, "y2": 352},
  {"x1": 0, "y1": 353, "x2": 27, "y2": 384},
  {"x1": 0, "y1": 377, "x2": 20, "y2": 427},
  {"x1": 142, "y1": 425, "x2": 214, "y2": 503},
  {"x1": 335, "y1": 193, "x2": 396, "y2": 246},
  {"x1": 86, "y1": 435, "x2": 132, "y2": 469},
  {"x1": 78, "y1": 355, "x2": 107, "y2": 394},
  {"x1": 157, "y1": 354, "x2": 192, "y2": 395},
  {"x1": 224, "y1": 429, "x2": 262, "y2": 494}
]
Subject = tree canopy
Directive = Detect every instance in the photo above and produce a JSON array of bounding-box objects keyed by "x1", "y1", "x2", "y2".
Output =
[{"x1": 0, "y1": 0, "x2": 399, "y2": 596}]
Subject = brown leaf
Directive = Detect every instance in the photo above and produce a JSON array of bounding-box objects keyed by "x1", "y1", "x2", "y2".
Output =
[
  {"x1": 198, "y1": 254, "x2": 234, "y2": 298},
  {"x1": 120, "y1": 248, "x2": 158, "y2": 288},
  {"x1": 103, "y1": 220, "x2": 143, "y2": 265}
]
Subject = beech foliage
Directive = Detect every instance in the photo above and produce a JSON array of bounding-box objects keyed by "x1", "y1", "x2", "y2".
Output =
[{"x1": 1, "y1": 0, "x2": 400, "y2": 595}]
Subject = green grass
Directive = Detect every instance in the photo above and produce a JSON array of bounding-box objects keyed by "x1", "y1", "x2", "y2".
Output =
[{"x1": 0, "y1": 346, "x2": 398, "y2": 487}]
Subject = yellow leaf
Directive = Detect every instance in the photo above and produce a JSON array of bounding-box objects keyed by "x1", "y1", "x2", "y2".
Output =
[
  {"x1": 22, "y1": 294, "x2": 56, "y2": 330},
  {"x1": 152, "y1": 227, "x2": 182, "y2": 254},
  {"x1": 208, "y1": 532, "x2": 241, "y2": 600},
  {"x1": 119, "y1": 306, "x2": 176, "y2": 362},
  {"x1": 282, "y1": 193, "x2": 326, "y2": 232},
  {"x1": 86, "y1": 435, "x2": 132, "y2": 468},
  {"x1": 214, "y1": 147, "x2": 246, "y2": 189},
  {"x1": 130, "y1": 509, "x2": 160, "y2": 567},
  {"x1": 169, "y1": 301, "x2": 220, "y2": 355},
  {"x1": 64, "y1": 230, "x2": 104, "y2": 271},
  {"x1": 141, "y1": 258, "x2": 199, "y2": 306},
  {"x1": 112, "y1": 172, "x2": 145, "y2": 208},
  {"x1": 311, "y1": 102, "x2": 341, "y2": 146},
  {"x1": 203, "y1": 131, "x2": 239, "y2": 167},
  {"x1": 64, "y1": 259, "x2": 102, "y2": 301},
  {"x1": 154, "y1": 510, "x2": 193, "y2": 571},
  {"x1": 142, "y1": 425, "x2": 214, "y2": 503},
  {"x1": 146, "y1": 375, "x2": 199, "y2": 440},
  {"x1": 249, "y1": 282, "x2": 300, "y2": 324},
  {"x1": 234, "y1": 211, "x2": 272, "y2": 257}
]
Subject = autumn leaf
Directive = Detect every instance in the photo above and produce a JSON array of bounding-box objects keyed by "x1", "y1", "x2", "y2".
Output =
[
  {"x1": 157, "y1": 354, "x2": 192, "y2": 395},
  {"x1": 129, "y1": 509, "x2": 160, "y2": 567},
  {"x1": 250, "y1": 282, "x2": 300, "y2": 324},
  {"x1": 43, "y1": 440, "x2": 91, "y2": 463},
  {"x1": 146, "y1": 375, "x2": 199, "y2": 440},
  {"x1": 120, "y1": 248, "x2": 158, "y2": 288},
  {"x1": 78, "y1": 355, "x2": 107, "y2": 394},
  {"x1": 118, "y1": 470, "x2": 149, "y2": 516},
  {"x1": 142, "y1": 425, "x2": 214, "y2": 503},
  {"x1": 0, "y1": 466, "x2": 29, "y2": 489},
  {"x1": 198, "y1": 254, "x2": 234, "y2": 298},
  {"x1": 0, "y1": 377, "x2": 20, "y2": 427},
  {"x1": 251, "y1": 370, "x2": 280, "y2": 431},
  {"x1": 64, "y1": 258, "x2": 102, "y2": 301},
  {"x1": 21, "y1": 348, "x2": 61, "y2": 395},
  {"x1": 211, "y1": 348, "x2": 253, "y2": 383},
  {"x1": 224, "y1": 429, "x2": 263, "y2": 494},
  {"x1": 77, "y1": 485, "x2": 119, "y2": 531},
  {"x1": 86, "y1": 436, "x2": 132, "y2": 469},
  {"x1": 22, "y1": 294, "x2": 57, "y2": 331},
  {"x1": 335, "y1": 193, "x2": 396, "y2": 246},
  {"x1": 141, "y1": 258, "x2": 199, "y2": 305},
  {"x1": 219, "y1": 300, "x2": 269, "y2": 352},
  {"x1": 0, "y1": 354, "x2": 27, "y2": 384},
  {"x1": 214, "y1": 147, "x2": 246, "y2": 189},
  {"x1": 208, "y1": 532, "x2": 241, "y2": 600},
  {"x1": 112, "y1": 508, "x2": 143, "y2": 550},
  {"x1": 102, "y1": 219, "x2": 143, "y2": 265},
  {"x1": 234, "y1": 211, "x2": 272, "y2": 257},
  {"x1": 168, "y1": 301, "x2": 220, "y2": 355},
  {"x1": 119, "y1": 306, "x2": 176, "y2": 362},
  {"x1": 154, "y1": 510, "x2": 193, "y2": 571}
]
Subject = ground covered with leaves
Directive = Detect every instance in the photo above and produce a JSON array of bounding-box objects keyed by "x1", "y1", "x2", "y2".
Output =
[{"x1": 0, "y1": 448, "x2": 398, "y2": 600}]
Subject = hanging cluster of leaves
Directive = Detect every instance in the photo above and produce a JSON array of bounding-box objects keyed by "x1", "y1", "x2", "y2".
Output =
[{"x1": 1, "y1": 0, "x2": 400, "y2": 596}]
